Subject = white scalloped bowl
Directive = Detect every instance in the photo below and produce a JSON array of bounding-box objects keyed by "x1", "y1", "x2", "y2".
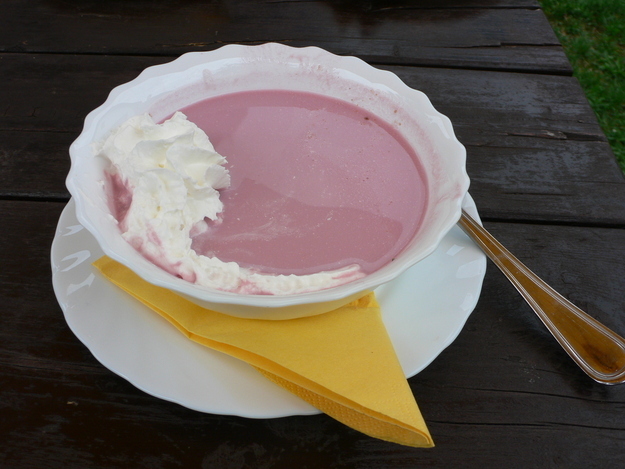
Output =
[{"x1": 67, "y1": 43, "x2": 469, "y2": 320}]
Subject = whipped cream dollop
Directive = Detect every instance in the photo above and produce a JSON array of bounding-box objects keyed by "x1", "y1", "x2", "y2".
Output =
[{"x1": 95, "y1": 112, "x2": 363, "y2": 295}]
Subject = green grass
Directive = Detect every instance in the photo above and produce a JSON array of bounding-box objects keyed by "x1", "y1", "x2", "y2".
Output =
[{"x1": 540, "y1": 0, "x2": 625, "y2": 173}]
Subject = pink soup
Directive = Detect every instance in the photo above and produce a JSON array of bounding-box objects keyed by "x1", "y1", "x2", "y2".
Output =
[{"x1": 178, "y1": 90, "x2": 428, "y2": 277}]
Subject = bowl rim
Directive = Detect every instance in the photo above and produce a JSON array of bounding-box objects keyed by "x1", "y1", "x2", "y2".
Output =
[{"x1": 67, "y1": 42, "x2": 469, "y2": 309}]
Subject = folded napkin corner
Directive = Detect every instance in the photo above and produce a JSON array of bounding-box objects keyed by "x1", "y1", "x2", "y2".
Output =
[{"x1": 93, "y1": 256, "x2": 434, "y2": 448}]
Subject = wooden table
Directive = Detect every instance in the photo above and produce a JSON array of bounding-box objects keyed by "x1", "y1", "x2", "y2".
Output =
[{"x1": 3, "y1": 1, "x2": 625, "y2": 467}]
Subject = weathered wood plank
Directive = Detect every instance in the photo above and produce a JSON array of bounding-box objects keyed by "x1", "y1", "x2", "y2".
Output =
[
  {"x1": 2, "y1": 54, "x2": 622, "y2": 224},
  {"x1": 2, "y1": 200, "x2": 625, "y2": 467},
  {"x1": 386, "y1": 65, "x2": 625, "y2": 224},
  {"x1": 0, "y1": 131, "x2": 72, "y2": 200},
  {"x1": 1, "y1": 0, "x2": 570, "y2": 73}
]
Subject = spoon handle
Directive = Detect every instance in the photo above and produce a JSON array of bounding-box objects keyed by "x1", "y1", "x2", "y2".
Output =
[{"x1": 458, "y1": 210, "x2": 625, "y2": 384}]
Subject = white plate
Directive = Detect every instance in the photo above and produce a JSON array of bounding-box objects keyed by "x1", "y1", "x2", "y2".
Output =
[{"x1": 51, "y1": 196, "x2": 486, "y2": 418}]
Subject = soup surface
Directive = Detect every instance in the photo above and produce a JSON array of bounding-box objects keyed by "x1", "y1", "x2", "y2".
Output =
[{"x1": 180, "y1": 89, "x2": 428, "y2": 276}]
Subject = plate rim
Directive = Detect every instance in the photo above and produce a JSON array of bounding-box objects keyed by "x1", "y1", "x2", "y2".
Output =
[{"x1": 51, "y1": 195, "x2": 486, "y2": 418}]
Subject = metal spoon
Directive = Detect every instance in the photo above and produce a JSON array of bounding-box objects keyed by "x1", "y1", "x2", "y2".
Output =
[{"x1": 458, "y1": 209, "x2": 625, "y2": 385}]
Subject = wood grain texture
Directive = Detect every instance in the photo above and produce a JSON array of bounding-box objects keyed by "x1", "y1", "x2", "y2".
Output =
[
  {"x1": 385, "y1": 65, "x2": 625, "y2": 225},
  {"x1": 2, "y1": 201, "x2": 625, "y2": 467},
  {"x1": 0, "y1": 0, "x2": 570, "y2": 73}
]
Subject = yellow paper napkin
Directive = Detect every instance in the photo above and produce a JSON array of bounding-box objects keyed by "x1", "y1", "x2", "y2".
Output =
[{"x1": 94, "y1": 256, "x2": 434, "y2": 448}]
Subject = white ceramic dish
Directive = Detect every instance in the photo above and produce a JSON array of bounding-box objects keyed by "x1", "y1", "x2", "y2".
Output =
[
  {"x1": 66, "y1": 43, "x2": 470, "y2": 319},
  {"x1": 51, "y1": 195, "x2": 486, "y2": 418}
]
